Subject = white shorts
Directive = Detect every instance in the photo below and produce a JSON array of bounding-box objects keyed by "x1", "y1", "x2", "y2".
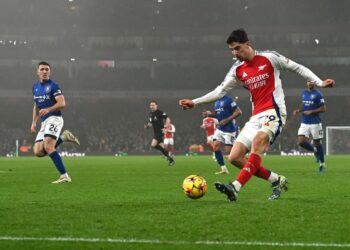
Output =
[
  {"x1": 206, "y1": 135, "x2": 214, "y2": 143},
  {"x1": 35, "y1": 116, "x2": 64, "y2": 142},
  {"x1": 213, "y1": 129, "x2": 236, "y2": 146},
  {"x1": 236, "y1": 109, "x2": 286, "y2": 150},
  {"x1": 298, "y1": 123, "x2": 323, "y2": 140},
  {"x1": 164, "y1": 138, "x2": 174, "y2": 145}
]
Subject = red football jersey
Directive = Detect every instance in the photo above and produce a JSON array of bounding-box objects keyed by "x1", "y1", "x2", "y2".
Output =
[
  {"x1": 202, "y1": 117, "x2": 217, "y2": 137},
  {"x1": 193, "y1": 51, "x2": 323, "y2": 117},
  {"x1": 164, "y1": 124, "x2": 175, "y2": 139}
]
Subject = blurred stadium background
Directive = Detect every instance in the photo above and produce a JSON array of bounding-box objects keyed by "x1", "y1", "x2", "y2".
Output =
[{"x1": 1, "y1": 0, "x2": 349, "y2": 156}]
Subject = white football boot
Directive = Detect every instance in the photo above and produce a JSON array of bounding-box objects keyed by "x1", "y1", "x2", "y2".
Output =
[
  {"x1": 61, "y1": 130, "x2": 80, "y2": 145},
  {"x1": 52, "y1": 175, "x2": 72, "y2": 184}
]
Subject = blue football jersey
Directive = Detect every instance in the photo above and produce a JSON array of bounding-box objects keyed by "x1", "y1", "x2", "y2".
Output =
[
  {"x1": 214, "y1": 96, "x2": 238, "y2": 133},
  {"x1": 301, "y1": 89, "x2": 324, "y2": 124},
  {"x1": 32, "y1": 79, "x2": 63, "y2": 121}
]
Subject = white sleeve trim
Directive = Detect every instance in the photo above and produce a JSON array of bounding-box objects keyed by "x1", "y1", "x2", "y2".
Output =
[
  {"x1": 168, "y1": 125, "x2": 175, "y2": 133},
  {"x1": 264, "y1": 51, "x2": 323, "y2": 86},
  {"x1": 192, "y1": 76, "x2": 238, "y2": 106}
]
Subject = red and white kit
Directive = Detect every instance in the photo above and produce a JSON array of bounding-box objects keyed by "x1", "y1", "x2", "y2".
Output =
[
  {"x1": 193, "y1": 50, "x2": 323, "y2": 149},
  {"x1": 164, "y1": 124, "x2": 175, "y2": 145},
  {"x1": 202, "y1": 117, "x2": 218, "y2": 143}
]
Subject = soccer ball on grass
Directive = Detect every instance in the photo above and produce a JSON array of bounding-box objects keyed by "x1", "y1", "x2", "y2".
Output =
[{"x1": 182, "y1": 175, "x2": 208, "y2": 199}]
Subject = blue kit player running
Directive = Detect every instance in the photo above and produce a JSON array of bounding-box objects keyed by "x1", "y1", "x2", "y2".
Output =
[
  {"x1": 31, "y1": 61, "x2": 80, "y2": 183},
  {"x1": 203, "y1": 95, "x2": 242, "y2": 174},
  {"x1": 293, "y1": 81, "x2": 326, "y2": 172}
]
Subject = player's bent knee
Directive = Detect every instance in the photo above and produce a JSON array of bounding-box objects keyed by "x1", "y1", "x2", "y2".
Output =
[
  {"x1": 228, "y1": 154, "x2": 244, "y2": 168},
  {"x1": 298, "y1": 138, "x2": 306, "y2": 147},
  {"x1": 33, "y1": 149, "x2": 46, "y2": 157},
  {"x1": 212, "y1": 142, "x2": 221, "y2": 151},
  {"x1": 251, "y1": 133, "x2": 269, "y2": 154},
  {"x1": 43, "y1": 144, "x2": 55, "y2": 154}
]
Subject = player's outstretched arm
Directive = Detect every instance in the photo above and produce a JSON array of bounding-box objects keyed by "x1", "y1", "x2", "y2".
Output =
[
  {"x1": 179, "y1": 99, "x2": 194, "y2": 110},
  {"x1": 321, "y1": 79, "x2": 335, "y2": 88}
]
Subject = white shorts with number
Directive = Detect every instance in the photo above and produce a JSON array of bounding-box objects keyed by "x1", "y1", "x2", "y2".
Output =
[
  {"x1": 35, "y1": 116, "x2": 64, "y2": 142},
  {"x1": 164, "y1": 138, "x2": 174, "y2": 145},
  {"x1": 236, "y1": 109, "x2": 286, "y2": 150},
  {"x1": 206, "y1": 135, "x2": 214, "y2": 143},
  {"x1": 213, "y1": 129, "x2": 236, "y2": 146},
  {"x1": 298, "y1": 123, "x2": 323, "y2": 140}
]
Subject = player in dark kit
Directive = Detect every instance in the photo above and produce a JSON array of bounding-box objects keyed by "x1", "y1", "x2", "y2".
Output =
[
  {"x1": 144, "y1": 101, "x2": 175, "y2": 166},
  {"x1": 31, "y1": 61, "x2": 80, "y2": 183},
  {"x1": 293, "y1": 81, "x2": 327, "y2": 172}
]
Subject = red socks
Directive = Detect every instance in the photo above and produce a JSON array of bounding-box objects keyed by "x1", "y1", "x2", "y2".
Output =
[
  {"x1": 255, "y1": 164, "x2": 271, "y2": 180},
  {"x1": 237, "y1": 153, "x2": 261, "y2": 186}
]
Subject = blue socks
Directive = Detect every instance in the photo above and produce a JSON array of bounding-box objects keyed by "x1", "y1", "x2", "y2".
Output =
[
  {"x1": 55, "y1": 137, "x2": 63, "y2": 148},
  {"x1": 300, "y1": 141, "x2": 314, "y2": 151},
  {"x1": 300, "y1": 141, "x2": 325, "y2": 164},
  {"x1": 315, "y1": 145, "x2": 325, "y2": 163},
  {"x1": 215, "y1": 150, "x2": 225, "y2": 166},
  {"x1": 49, "y1": 151, "x2": 66, "y2": 175}
]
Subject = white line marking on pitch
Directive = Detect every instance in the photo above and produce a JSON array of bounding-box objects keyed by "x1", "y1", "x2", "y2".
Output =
[{"x1": 0, "y1": 236, "x2": 349, "y2": 248}]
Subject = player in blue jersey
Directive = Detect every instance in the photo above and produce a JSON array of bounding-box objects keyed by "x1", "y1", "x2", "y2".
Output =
[
  {"x1": 293, "y1": 81, "x2": 326, "y2": 172},
  {"x1": 31, "y1": 61, "x2": 80, "y2": 183},
  {"x1": 203, "y1": 95, "x2": 242, "y2": 174}
]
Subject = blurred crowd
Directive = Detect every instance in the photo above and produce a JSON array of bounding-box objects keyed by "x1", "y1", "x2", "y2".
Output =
[{"x1": 1, "y1": 96, "x2": 349, "y2": 156}]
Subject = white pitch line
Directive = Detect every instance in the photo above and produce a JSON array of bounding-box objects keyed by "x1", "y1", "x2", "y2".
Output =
[{"x1": 0, "y1": 236, "x2": 350, "y2": 248}]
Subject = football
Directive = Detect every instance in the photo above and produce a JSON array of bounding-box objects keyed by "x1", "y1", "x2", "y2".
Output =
[{"x1": 182, "y1": 175, "x2": 208, "y2": 199}]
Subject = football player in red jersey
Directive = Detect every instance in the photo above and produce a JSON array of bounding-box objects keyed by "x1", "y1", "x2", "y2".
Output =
[
  {"x1": 201, "y1": 110, "x2": 218, "y2": 160},
  {"x1": 163, "y1": 119, "x2": 176, "y2": 157},
  {"x1": 180, "y1": 29, "x2": 335, "y2": 202}
]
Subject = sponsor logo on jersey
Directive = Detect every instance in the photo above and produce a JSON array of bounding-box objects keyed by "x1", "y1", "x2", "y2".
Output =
[
  {"x1": 34, "y1": 95, "x2": 50, "y2": 102},
  {"x1": 244, "y1": 73, "x2": 270, "y2": 90}
]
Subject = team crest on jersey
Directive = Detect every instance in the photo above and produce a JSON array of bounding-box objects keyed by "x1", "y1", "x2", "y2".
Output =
[
  {"x1": 45, "y1": 86, "x2": 51, "y2": 93},
  {"x1": 258, "y1": 64, "x2": 267, "y2": 71}
]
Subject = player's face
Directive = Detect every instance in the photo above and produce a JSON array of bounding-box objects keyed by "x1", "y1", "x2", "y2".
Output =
[
  {"x1": 150, "y1": 102, "x2": 157, "y2": 111},
  {"x1": 37, "y1": 65, "x2": 51, "y2": 82},
  {"x1": 306, "y1": 81, "x2": 315, "y2": 90},
  {"x1": 228, "y1": 41, "x2": 252, "y2": 62},
  {"x1": 202, "y1": 111, "x2": 208, "y2": 118}
]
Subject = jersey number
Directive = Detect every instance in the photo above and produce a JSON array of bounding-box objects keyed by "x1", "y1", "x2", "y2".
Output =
[
  {"x1": 268, "y1": 115, "x2": 276, "y2": 121},
  {"x1": 49, "y1": 124, "x2": 58, "y2": 133},
  {"x1": 263, "y1": 115, "x2": 276, "y2": 126}
]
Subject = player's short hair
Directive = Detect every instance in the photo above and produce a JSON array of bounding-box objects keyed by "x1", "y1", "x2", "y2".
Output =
[
  {"x1": 150, "y1": 100, "x2": 157, "y2": 105},
  {"x1": 226, "y1": 29, "x2": 249, "y2": 44},
  {"x1": 38, "y1": 61, "x2": 51, "y2": 68}
]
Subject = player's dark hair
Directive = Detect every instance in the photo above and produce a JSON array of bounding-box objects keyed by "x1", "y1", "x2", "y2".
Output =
[
  {"x1": 226, "y1": 29, "x2": 249, "y2": 44},
  {"x1": 150, "y1": 100, "x2": 157, "y2": 105},
  {"x1": 38, "y1": 61, "x2": 51, "y2": 68}
]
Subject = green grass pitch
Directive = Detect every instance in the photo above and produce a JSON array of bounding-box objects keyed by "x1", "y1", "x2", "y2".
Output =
[{"x1": 0, "y1": 155, "x2": 349, "y2": 250}]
